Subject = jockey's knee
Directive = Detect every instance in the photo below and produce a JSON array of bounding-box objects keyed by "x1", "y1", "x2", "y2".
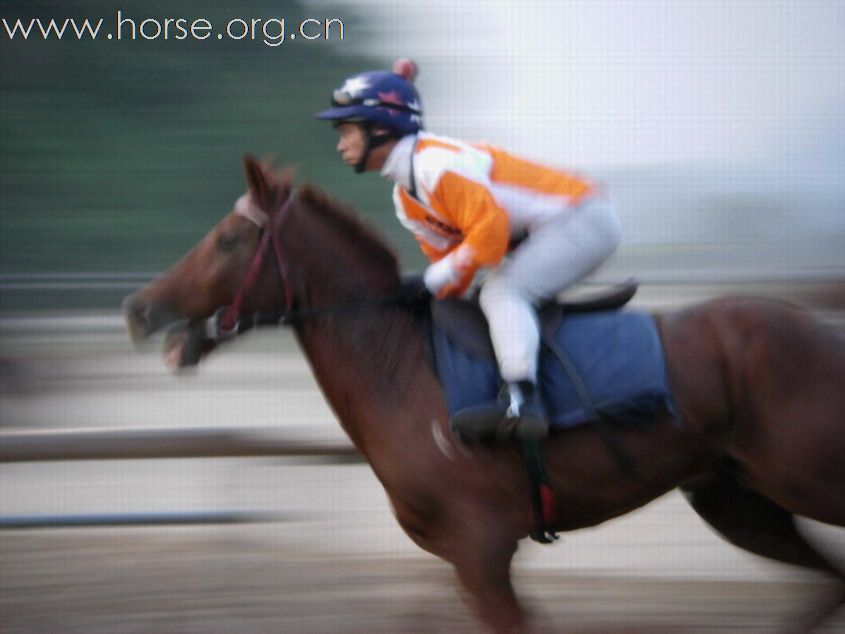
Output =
[{"x1": 479, "y1": 275, "x2": 537, "y2": 311}]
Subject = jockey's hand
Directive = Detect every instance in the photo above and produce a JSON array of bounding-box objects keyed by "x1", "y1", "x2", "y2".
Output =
[
  {"x1": 424, "y1": 256, "x2": 473, "y2": 299},
  {"x1": 434, "y1": 278, "x2": 472, "y2": 299},
  {"x1": 424, "y1": 256, "x2": 458, "y2": 295}
]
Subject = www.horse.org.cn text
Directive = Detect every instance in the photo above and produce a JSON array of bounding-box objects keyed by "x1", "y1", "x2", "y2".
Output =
[{"x1": 1, "y1": 12, "x2": 345, "y2": 47}]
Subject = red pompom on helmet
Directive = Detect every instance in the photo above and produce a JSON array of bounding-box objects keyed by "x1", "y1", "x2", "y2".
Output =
[{"x1": 392, "y1": 57, "x2": 418, "y2": 83}]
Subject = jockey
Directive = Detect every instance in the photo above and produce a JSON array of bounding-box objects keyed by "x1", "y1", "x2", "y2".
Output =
[{"x1": 316, "y1": 58, "x2": 621, "y2": 441}]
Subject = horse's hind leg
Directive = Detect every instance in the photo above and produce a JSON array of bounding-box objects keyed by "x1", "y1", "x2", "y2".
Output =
[
  {"x1": 681, "y1": 462, "x2": 844, "y2": 578},
  {"x1": 681, "y1": 462, "x2": 845, "y2": 630}
]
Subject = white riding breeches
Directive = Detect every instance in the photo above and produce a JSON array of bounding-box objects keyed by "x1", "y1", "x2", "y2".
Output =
[{"x1": 478, "y1": 198, "x2": 621, "y2": 383}]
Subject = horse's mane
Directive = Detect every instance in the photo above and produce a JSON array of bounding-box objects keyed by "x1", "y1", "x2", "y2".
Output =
[
  {"x1": 296, "y1": 184, "x2": 400, "y2": 279},
  {"x1": 251, "y1": 158, "x2": 401, "y2": 292},
  {"x1": 256, "y1": 163, "x2": 418, "y2": 400}
]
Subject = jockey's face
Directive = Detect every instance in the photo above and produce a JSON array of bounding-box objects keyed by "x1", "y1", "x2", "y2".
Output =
[
  {"x1": 335, "y1": 122, "x2": 368, "y2": 167},
  {"x1": 335, "y1": 122, "x2": 394, "y2": 172}
]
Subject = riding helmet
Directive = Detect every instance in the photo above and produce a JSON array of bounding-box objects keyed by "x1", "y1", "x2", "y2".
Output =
[{"x1": 316, "y1": 58, "x2": 423, "y2": 138}]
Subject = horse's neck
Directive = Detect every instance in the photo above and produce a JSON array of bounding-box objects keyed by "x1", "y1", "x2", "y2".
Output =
[
  {"x1": 280, "y1": 217, "x2": 427, "y2": 451},
  {"x1": 293, "y1": 308, "x2": 429, "y2": 451}
]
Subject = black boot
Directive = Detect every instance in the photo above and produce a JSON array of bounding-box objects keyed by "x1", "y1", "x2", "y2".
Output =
[
  {"x1": 449, "y1": 381, "x2": 549, "y2": 444},
  {"x1": 506, "y1": 381, "x2": 549, "y2": 440}
]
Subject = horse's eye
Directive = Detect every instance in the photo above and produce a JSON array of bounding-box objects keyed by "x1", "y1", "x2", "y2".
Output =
[{"x1": 216, "y1": 233, "x2": 239, "y2": 252}]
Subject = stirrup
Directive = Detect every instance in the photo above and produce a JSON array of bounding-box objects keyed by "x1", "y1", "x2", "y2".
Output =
[
  {"x1": 450, "y1": 382, "x2": 550, "y2": 443},
  {"x1": 506, "y1": 381, "x2": 549, "y2": 441}
]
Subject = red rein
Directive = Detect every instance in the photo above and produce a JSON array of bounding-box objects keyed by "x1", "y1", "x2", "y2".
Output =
[{"x1": 219, "y1": 192, "x2": 295, "y2": 332}]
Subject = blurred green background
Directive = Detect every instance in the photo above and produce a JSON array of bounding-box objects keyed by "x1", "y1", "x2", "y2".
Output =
[{"x1": 0, "y1": 0, "x2": 424, "y2": 309}]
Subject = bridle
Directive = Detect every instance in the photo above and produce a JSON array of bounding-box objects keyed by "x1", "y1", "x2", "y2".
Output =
[
  {"x1": 202, "y1": 188, "x2": 427, "y2": 344},
  {"x1": 205, "y1": 191, "x2": 296, "y2": 341}
]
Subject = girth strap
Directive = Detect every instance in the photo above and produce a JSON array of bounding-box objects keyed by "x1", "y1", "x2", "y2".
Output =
[
  {"x1": 521, "y1": 437, "x2": 558, "y2": 544},
  {"x1": 541, "y1": 333, "x2": 637, "y2": 478}
]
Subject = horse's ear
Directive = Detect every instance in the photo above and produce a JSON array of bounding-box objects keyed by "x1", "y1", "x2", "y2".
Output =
[{"x1": 243, "y1": 154, "x2": 268, "y2": 206}]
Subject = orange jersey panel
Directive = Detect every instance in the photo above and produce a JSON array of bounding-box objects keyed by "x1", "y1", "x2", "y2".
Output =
[
  {"x1": 429, "y1": 171, "x2": 510, "y2": 269},
  {"x1": 478, "y1": 144, "x2": 594, "y2": 203}
]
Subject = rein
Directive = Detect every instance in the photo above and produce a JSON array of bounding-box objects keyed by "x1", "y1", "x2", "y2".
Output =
[
  {"x1": 211, "y1": 192, "x2": 296, "y2": 338},
  {"x1": 276, "y1": 294, "x2": 410, "y2": 325}
]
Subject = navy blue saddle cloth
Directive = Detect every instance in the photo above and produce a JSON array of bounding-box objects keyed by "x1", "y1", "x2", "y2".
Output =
[{"x1": 429, "y1": 296, "x2": 677, "y2": 430}]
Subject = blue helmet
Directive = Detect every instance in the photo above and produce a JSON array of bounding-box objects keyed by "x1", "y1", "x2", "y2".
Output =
[{"x1": 316, "y1": 60, "x2": 423, "y2": 137}]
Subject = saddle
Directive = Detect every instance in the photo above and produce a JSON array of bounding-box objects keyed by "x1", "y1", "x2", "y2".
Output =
[{"x1": 431, "y1": 278, "x2": 639, "y2": 360}]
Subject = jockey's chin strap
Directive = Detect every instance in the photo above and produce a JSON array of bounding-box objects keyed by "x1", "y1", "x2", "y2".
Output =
[
  {"x1": 206, "y1": 191, "x2": 296, "y2": 342},
  {"x1": 354, "y1": 123, "x2": 394, "y2": 174}
]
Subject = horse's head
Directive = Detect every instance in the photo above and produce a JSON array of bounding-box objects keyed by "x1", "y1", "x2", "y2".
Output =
[{"x1": 123, "y1": 156, "x2": 292, "y2": 370}]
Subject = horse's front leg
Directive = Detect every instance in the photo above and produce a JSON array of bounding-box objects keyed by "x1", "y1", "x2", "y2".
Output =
[
  {"x1": 396, "y1": 497, "x2": 528, "y2": 632},
  {"x1": 450, "y1": 524, "x2": 527, "y2": 633}
]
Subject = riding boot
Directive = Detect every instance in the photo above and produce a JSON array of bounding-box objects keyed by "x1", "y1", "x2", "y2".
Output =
[{"x1": 506, "y1": 380, "x2": 549, "y2": 440}]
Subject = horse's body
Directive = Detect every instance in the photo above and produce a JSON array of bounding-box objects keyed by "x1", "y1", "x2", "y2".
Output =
[{"x1": 123, "y1": 158, "x2": 845, "y2": 632}]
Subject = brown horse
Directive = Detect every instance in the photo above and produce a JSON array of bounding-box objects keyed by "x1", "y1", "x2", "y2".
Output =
[{"x1": 123, "y1": 157, "x2": 845, "y2": 633}]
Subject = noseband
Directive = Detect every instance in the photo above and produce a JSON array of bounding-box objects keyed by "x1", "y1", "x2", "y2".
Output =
[{"x1": 209, "y1": 191, "x2": 296, "y2": 339}]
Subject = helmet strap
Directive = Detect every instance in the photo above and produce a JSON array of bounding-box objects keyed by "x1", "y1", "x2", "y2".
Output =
[{"x1": 354, "y1": 124, "x2": 394, "y2": 174}]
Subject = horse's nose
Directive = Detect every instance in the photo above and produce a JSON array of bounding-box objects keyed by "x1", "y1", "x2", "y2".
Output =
[
  {"x1": 122, "y1": 292, "x2": 152, "y2": 345},
  {"x1": 122, "y1": 291, "x2": 186, "y2": 345}
]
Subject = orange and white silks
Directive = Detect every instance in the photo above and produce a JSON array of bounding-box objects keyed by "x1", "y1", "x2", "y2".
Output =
[{"x1": 386, "y1": 132, "x2": 595, "y2": 295}]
